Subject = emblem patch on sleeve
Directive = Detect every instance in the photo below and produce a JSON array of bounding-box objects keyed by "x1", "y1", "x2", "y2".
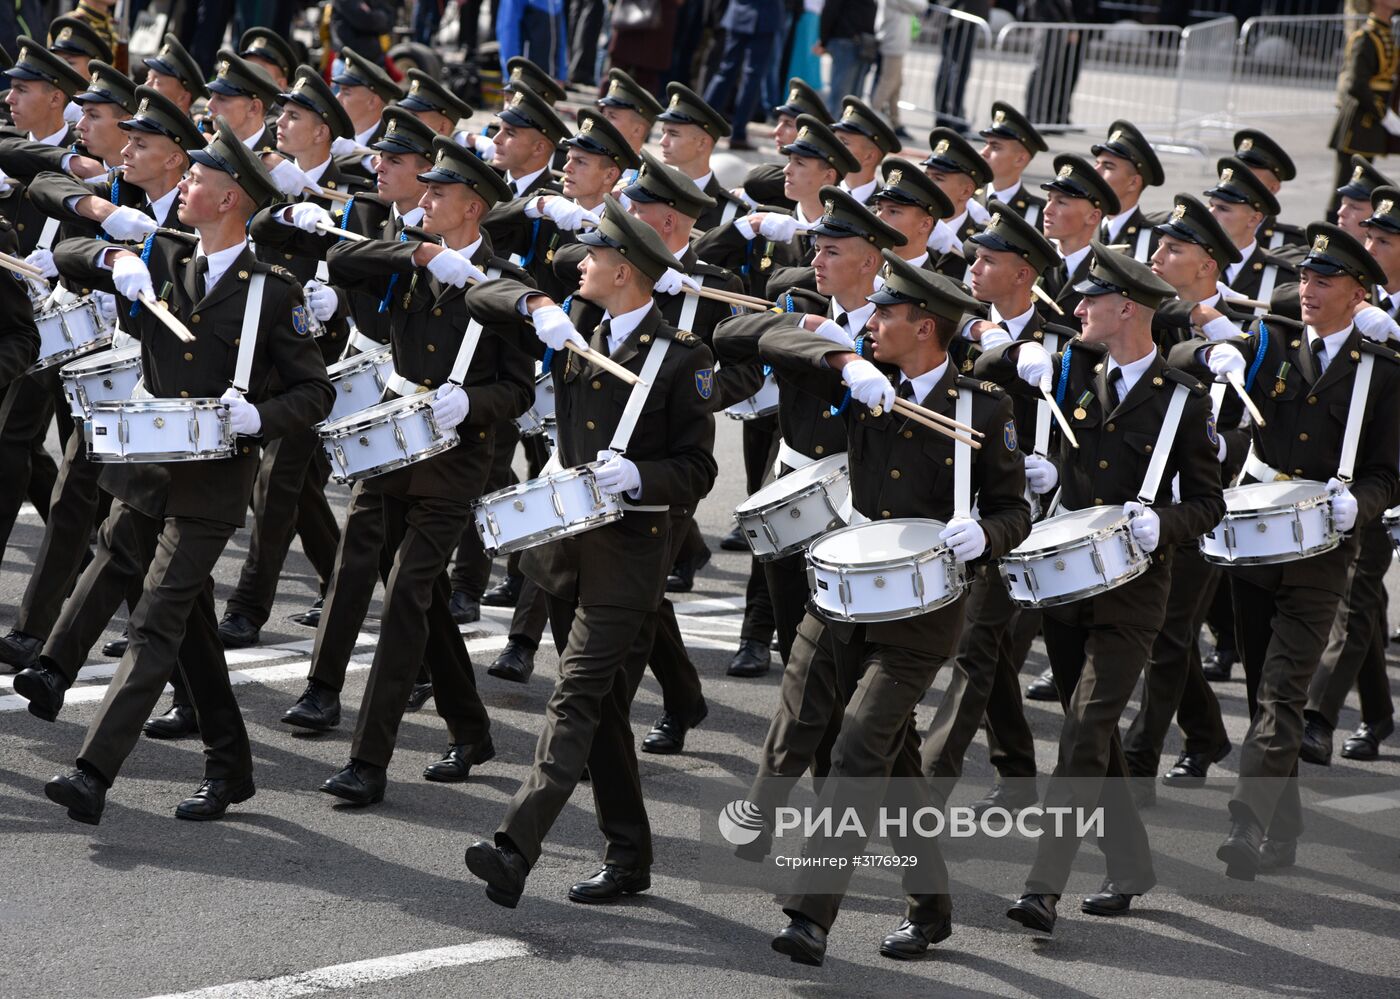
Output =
[
  {"x1": 1004, "y1": 420, "x2": 1018, "y2": 451},
  {"x1": 695, "y1": 367, "x2": 713, "y2": 400},
  {"x1": 291, "y1": 304, "x2": 311, "y2": 336},
  {"x1": 1206, "y1": 413, "x2": 1219, "y2": 447}
]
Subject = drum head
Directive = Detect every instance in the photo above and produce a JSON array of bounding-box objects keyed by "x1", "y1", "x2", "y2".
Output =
[
  {"x1": 809, "y1": 518, "x2": 946, "y2": 566},
  {"x1": 1227, "y1": 480, "x2": 1328, "y2": 511},
  {"x1": 737, "y1": 453, "x2": 848, "y2": 512},
  {"x1": 1024, "y1": 506, "x2": 1127, "y2": 551},
  {"x1": 63, "y1": 343, "x2": 141, "y2": 374},
  {"x1": 324, "y1": 393, "x2": 423, "y2": 430}
]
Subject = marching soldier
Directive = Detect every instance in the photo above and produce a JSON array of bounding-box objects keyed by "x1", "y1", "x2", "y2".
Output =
[
  {"x1": 1091, "y1": 120, "x2": 1164, "y2": 263},
  {"x1": 502, "y1": 55, "x2": 568, "y2": 106},
  {"x1": 1036, "y1": 155, "x2": 1120, "y2": 338},
  {"x1": 1232, "y1": 129, "x2": 1305, "y2": 252},
  {"x1": 655, "y1": 83, "x2": 748, "y2": 233},
  {"x1": 919, "y1": 127, "x2": 992, "y2": 282},
  {"x1": 830, "y1": 96, "x2": 902, "y2": 205},
  {"x1": 329, "y1": 47, "x2": 403, "y2": 182},
  {"x1": 399, "y1": 69, "x2": 475, "y2": 140},
  {"x1": 1205, "y1": 157, "x2": 1296, "y2": 306},
  {"x1": 1326, "y1": 0, "x2": 1400, "y2": 221},
  {"x1": 740, "y1": 77, "x2": 832, "y2": 211},
  {"x1": 47, "y1": 15, "x2": 112, "y2": 79},
  {"x1": 1334, "y1": 155, "x2": 1396, "y2": 239},
  {"x1": 871, "y1": 158, "x2": 953, "y2": 273},
  {"x1": 238, "y1": 27, "x2": 297, "y2": 90},
  {"x1": 203, "y1": 50, "x2": 280, "y2": 153},
  {"x1": 975, "y1": 101, "x2": 1048, "y2": 227},
  {"x1": 594, "y1": 68, "x2": 663, "y2": 158}
]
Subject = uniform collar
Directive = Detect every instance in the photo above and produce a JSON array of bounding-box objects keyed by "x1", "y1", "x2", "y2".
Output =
[
  {"x1": 905, "y1": 250, "x2": 929, "y2": 269},
  {"x1": 991, "y1": 302, "x2": 1035, "y2": 338},
  {"x1": 1306, "y1": 323, "x2": 1354, "y2": 370},
  {"x1": 31, "y1": 123, "x2": 68, "y2": 146},
  {"x1": 195, "y1": 239, "x2": 248, "y2": 293},
  {"x1": 1106, "y1": 345, "x2": 1156, "y2": 398},
  {"x1": 601, "y1": 299, "x2": 654, "y2": 353},
  {"x1": 1060, "y1": 241, "x2": 1092, "y2": 275},
  {"x1": 354, "y1": 122, "x2": 378, "y2": 146},
  {"x1": 147, "y1": 185, "x2": 179, "y2": 226},
  {"x1": 830, "y1": 296, "x2": 876, "y2": 336},
  {"x1": 302, "y1": 156, "x2": 332, "y2": 185},
  {"x1": 1226, "y1": 238, "x2": 1258, "y2": 283},
  {"x1": 992, "y1": 178, "x2": 1023, "y2": 204},
  {"x1": 900, "y1": 356, "x2": 949, "y2": 406},
  {"x1": 842, "y1": 176, "x2": 877, "y2": 204},
  {"x1": 507, "y1": 165, "x2": 548, "y2": 197},
  {"x1": 1103, "y1": 207, "x2": 1136, "y2": 242},
  {"x1": 395, "y1": 204, "x2": 426, "y2": 227}
]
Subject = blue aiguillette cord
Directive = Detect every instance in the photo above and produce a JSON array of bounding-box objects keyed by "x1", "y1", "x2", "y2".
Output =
[
  {"x1": 1244, "y1": 322, "x2": 1269, "y2": 392},
  {"x1": 126, "y1": 233, "x2": 156, "y2": 318}
]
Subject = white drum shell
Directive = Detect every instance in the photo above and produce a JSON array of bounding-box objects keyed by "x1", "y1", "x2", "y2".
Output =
[
  {"x1": 472, "y1": 461, "x2": 621, "y2": 555},
  {"x1": 61, "y1": 344, "x2": 143, "y2": 418},
  {"x1": 999, "y1": 506, "x2": 1149, "y2": 608},
  {"x1": 85, "y1": 398, "x2": 233, "y2": 462},
  {"x1": 319, "y1": 395, "x2": 459, "y2": 483},
  {"x1": 33, "y1": 299, "x2": 112, "y2": 371},
  {"x1": 515, "y1": 369, "x2": 557, "y2": 436},
  {"x1": 806, "y1": 518, "x2": 966, "y2": 623},
  {"x1": 323, "y1": 345, "x2": 394, "y2": 425},
  {"x1": 1200, "y1": 480, "x2": 1338, "y2": 566},
  {"x1": 723, "y1": 372, "x2": 780, "y2": 420},
  {"x1": 734, "y1": 453, "x2": 849, "y2": 560}
]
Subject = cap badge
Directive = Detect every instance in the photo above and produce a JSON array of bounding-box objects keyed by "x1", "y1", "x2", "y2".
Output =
[
  {"x1": 796, "y1": 125, "x2": 810, "y2": 141},
  {"x1": 1239, "y1": 137, "x2": 1254, "y2": 152},
  {"x1": 16, "y1": 47, "x2": 28, "y2": 65},
  {"x1": 58, "y1": 26, "x2": 73, "y2": 42},
  {"x1": 385, "y1": 120, "x2": 398, "y2": 136},
  {"x1": 788, "y1": 88, "x2": 800, "y2": 103},
  {"x1": 841, "y1": 105, "x2": 857, "y2": 120},
  {"x1": 250, "y1": 37, "x2": 267, "y2": 50},
  {"x1": 993, "y1": 109, "x2": 1006, "y2": 125},
  {"x1": 823, "y1": 198, "x2": 835, "y2": 216},
  {"x1": 409, "y1": 79, "x2": 421, "y2": 94},
  {"x1": 886, "y1": 168, "x2": 903, "y2": 187},
  {"x1": 1057, "y1": 163, "x2": 1074, "y2": 179},
  {"x1": 218, "y1": 59, "x2": 230, "y2": 76},
  {"x1": 1220, "y1": 167, "x2": 1233, "y2": 184},
  {"x1": 1353, "y1": 164, "x2": 1366, "y2": 183},
  {"x1": 1170, "y1": 203, "x2": 1187, "y2": 222},
  {"x1": 1312, "y1": 234, "x2": 1330, "y2": 254},
  {"x1": 933, "y1": 139, "x2": 949, "y2": 157},
  {"x1": 1109, "y1": 129, "x2": 1124, "y2": 144},
  {"x1": 668, "y1": 93, "x2": 681, "y2": 109},
  {"x1": 510, "y1": 91, "x2": 525, "y2": 108},
  {"x1": 1380, "y1": 198, "x2": 1395, "y2": 216},
  {"x1": 137, "y1": 97, "x2": 150, "y2": 117}
]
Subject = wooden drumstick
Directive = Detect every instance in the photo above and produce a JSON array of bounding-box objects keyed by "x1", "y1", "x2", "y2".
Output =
[
  {"x1": 0, "y1": 250, "x2": 46, "y2": 279},
  {"x1": 890, "y1": 396, "x2": 982, "y2": 437},
  {"x1": 1040, "y1": 384, "x2": 1080, "y2": 448},
  {"x1": 563, "y1": 339, "x2": 643, "y2": 386},
  {"x1": 137, "y1": 291, "x2": 196, "y2": 343},
  {"x1": 314, "y1": 220, "x2": 370, "y2": 242},
  {"x1": 688, "y1": 285, "x2": 773, "y2": 311},
  {"x1": 308, "y1": 186, "x2": 351, "y2": 204},
  {"x1": 1225, "y1": 370, "x2": 1266, "y2": 426},
  {"x1": 893, "y1": 404, "x2": 981, "y2": 448},
  {"x1": 1032, "y1": 283, "x2": 1065, "y2": 315},
  {"x1": 1219, "y1": 293, "x2": 1270, "y2": 311}
]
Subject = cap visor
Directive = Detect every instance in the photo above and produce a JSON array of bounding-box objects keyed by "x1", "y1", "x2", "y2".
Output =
[
  {"x1": 1298, "y1": 256, "x2": 1347, "y2": 277},
  {"x1": 396, "y1": 94, "x2": 435, "y2": 112},
  {"x1": 143, "y1": 56, "x2": 177, "y2": 77},
  {"x1": 866, "y1": 287, "x2": 905, "y2": 306},
  {"x1": 1073, "y1": 275, "x2": 1122, "y2": 297},
  {"x1": 968, "y1": 230, "x2": 1017, "y2": 254},
  {"x1": 206, "y1": 78, "x2": 248, "y2": 97},
  {"x1": 4, "y1": 67, "x2": 46, "y2": 82}
]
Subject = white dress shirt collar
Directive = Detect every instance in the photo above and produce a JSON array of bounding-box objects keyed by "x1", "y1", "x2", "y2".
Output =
[
  {"x1": 1104, "y1": 208, "x2": 1136, "y2": 243},
  {"x1": 601, "y1": 300, "x2": 654, "y2": 353},
  {"x1": 195, "y1": 239, "x2": 248, "y2": 295},
  {"x1": 905, "y1": 250, "x2": 929, "y2": 270},
  {"x1": 692, "y1": 171, "x2": 713, "y2": 194},
  {"x1": 444, "y1": 234, "x2": 483, "y2": 261},
  {"x1": 992, "y1": 179, "x2": 1023, "y2": 204},
  {"x1": 1107, "y1": 346, "x2": 1157, "y2": 399},
  {"x1": 945, "y1": 208, "x2": 969, "y2": 235},
  {"x1": 1226, "y1": 240, "x2": 1258, "y2": 285},
  {"x1": 354, "y1": 123, "x2": 378, "y2": 147},
  {"x1": 507, "y1": 165, "x2": 548, "y2": 198},
  {"x1": 842, "y1": 177, "x2": 877, "y2": 204},
  {"x1": 301, "y1": 156, "x2": 332, "y2": 186},
  {"x1": 1306, "y1": 324, "x2": 1354, "y2": 373},
  {"x1": 394, "y1": 205, "x2": 426, "y2": 227},
  {"x1": 830, "y1": 297, "x2": 876, "y2": 338},
  {"x1": 901, "y1": 357, "x2": 950, "y2": 406},
  {"x1": 991, "y1": 302, "x2": 1036, "y2": 339},
  {"x1": 1060, "y1": 242, "x2": 1092, "y2": 277},
  {"x1": 147, "y1": 186, "x2": 180, "y2": 227},
  {"x1": 32, "y1": 124, "x2": 68, "y2": 146}
]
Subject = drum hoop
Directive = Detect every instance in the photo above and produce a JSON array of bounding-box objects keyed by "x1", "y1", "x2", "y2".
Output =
[
  {"x1": 736, "y1": 471, "x2": 846, "y2": 517},
  {"x1": 807, "y1": 517, "x2": 952, "y2": 569},
  {"x1": 327, "y1": 434, "x2": 459, "y2": 483},
  {"x1": 737, "y1": 457, "x2": 848, "y2": 512},
  {"x1": 485, "y1": 509, "x2": 624, "y2": 556},
  {"x1": 1219, "y1": 494, "x2": 1330, "y2": 518},
  {"x1": 60, "y1": 347, "x2": 143, "y2": 378},
  {"x1": 30, "y1": 335, "x2": 114, "y2": 373},
  {"x1": 321, "y1": 393, "x2": 433, "y2": 434},
  {"x1": 1004, "y1": 519, "x2": 1133, "y2": 562},
  {"x1": 1001, "y1": 554, "x2": 1151, "y2": 608},
  {"x1": 327, "y1": 346, "x2": 392, "y2": 376},
  {"x1": 90, "y1": 397, "x2": 225, "y2": 413}
]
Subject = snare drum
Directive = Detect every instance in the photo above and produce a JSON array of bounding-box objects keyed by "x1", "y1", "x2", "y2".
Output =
[
  {"x1": 60, "y1": 344, "x2": 143, "y2": 418},
  {"x1": 734, "y1": 453, "x2": 849, "y2": 560},
  {"x1": 32, "y1": 298, "x2": 112, "y2": 371},
  {"x1": 473, "y1": 461, "x2": 621, "y2": 555},
  {"x1": 1200, "y1": 480, "x2": 1338, "y2": 566},
  {"x1": 323, "y1": 343, "x2": 394, "y2": 425},
  {"x1": 319, "y1": 394, "x2": 459, "y2": 483},
  {"x1": 806, "y1": 519, "x2": 966, "y2": 623},
  {"x1": 1384, "y1": 505, "x2": 1400, "y2": 552},
  {"x1": 1000, "y1": 506, "x2": 1149, "y2": 608},
  {"x1": 515, "y1": 369, "x2": 557, "y2": 436},
  {"x1": 85, "y1": 397, "x2": 233, "y2": 462},
  {"x1": 723, "y1": 372, "x2": 779, "y2": 421}
]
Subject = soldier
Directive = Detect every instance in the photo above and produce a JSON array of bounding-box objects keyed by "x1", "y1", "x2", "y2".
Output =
[
  {"x1": 1334, "y1": 155, "x2": 1397, "y2": 240},
  {"x1": 1205, "y1": 157, "x2": 1296, "y2": 306},
  {"x1": 330, "y1": 47, "x2": 403, "y2": 182},
  {"x1": 594, "y1": 68, "x2": 663, "y2": 158},
  {"x1": 1232, "y1": 129, "x2": 1305, "y2": 252},
  {"x1": 737, "y1": 78, "x2": 833, "y2": 213},
  {"x1": 760, "y1": 253, "x2": 1029, "y2": 966},
  {"x1": 399, "y1": 69, "x2": 475, "y2": 139},
  {"x1": 463, "y1": 200, "x2": 718, "y2": 908},
  {"x1": 975, "y1": 101, "x2": 1048, "y2": 227},
  {"x1": 238, "y1": 27, "x2": 297, "y2": 90},
  {"x1": 919, "y1": 127, "x2": 992, "y2": 283},
  {"x1": 140, "y1": 34, "x2": 207, "y2": 116},
  {"x1": 871, "y1": 158, "x2": 952, "y2": 273},
  {"x1": 203, "y1": 50, "x2": 280, "y2": 153},
  {"x1": 46, "y1": 15, "x2": 112, "y2": 80},
  {"x1": 830, "y1": 96, "x2": 902, "y2": 205},
  {"x1": 985, "y1": 246, "x2": 1225, "y2": 934},
  {"x1": 1326, "y1": 0, "x2": 1400, "y2": 221},
  {"x1": 1034, "y1": 154, "x2": 1120, "y2": 341},
  {"x1": 1170, "y1": 223, "x2": 1400, "y2": 879},
  {"x1": 655, "y1": 83, "x2": 748, "y2": 233},
  {"x1": 37, "y1": 123, "x2": 333, "y2": 825},
  {"x1": 1091, "y1": 120, "x2": 1164, "y2": 264},
  {"x1": 502, "y1": 55, "x2": 568, "y2": 106}
]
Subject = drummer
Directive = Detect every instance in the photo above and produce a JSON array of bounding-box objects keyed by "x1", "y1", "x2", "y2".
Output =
[
  {"x1": 979, "y1": 244, "x2": 1225, "y2": 934},
  {"x1": 742, "y1": 252, "x2": 1029, "y2": 965},
  {"x1": 1169, "y1": 223, "x2": 1400, "y2": 879},
  {"x1": 918, "y1": 127, "x2": 992, "y2": 283},
  {"x1": 594, "y1": 68, "x2": 663, "y2": 159}
]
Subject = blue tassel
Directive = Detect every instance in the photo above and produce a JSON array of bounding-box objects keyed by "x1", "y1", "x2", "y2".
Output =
[
  {"x1": 1245, "y1": 322, "x2": 1268, "y2": 393},
  {"x1": 377, "y1": 230, "x2": 411, "y2": 313},
  {"x1": 1054, "y1": 344, "x2": 1071, "y2": 406},
  {"x1": 127, "y1": 233, "x2": 156, "y2": 318}
]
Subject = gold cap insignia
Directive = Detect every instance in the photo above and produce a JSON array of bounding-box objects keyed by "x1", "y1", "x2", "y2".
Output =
[
  {"x1": 385, "y1": 120, "x2": 398, "y2": 136},
  {"x1": 137, "y1": 97, "x2": 150, "y2": 117},
  {"x1": 668, "y1": 93, "x2": 681, "y2": 109},
  {"x1": 933, "y1": 139, "x2": 949, "y2": 157},
  {"x1": 842, "y1": 105, "x2": 857, "y2": 120},
  {"x1": 250, "y1": 37, "x2": 268, "y2": 50},
  {"x1": 1109, "y1": 129, "x2": 1124, "y2": 144},
  {"x1": 1353, "y1": 164, "x2": 1366, "y2": 183},
  {"x1": 1219, "y1": 167, "x2": 1233, "y2": 184},
  {"x1": 510, "y1": 91, "x2": 525, "y2": 108},
  {"x1": 409, "y1": 79, "x2": 421, "y2": 95},
  {"x1": 1239, "y1": 137, "x2": 1254, "y2": 152},
  {"x1": 435, "y1": 150, "x2": 449, "y2": 169},
  {"x1": 796, "y1": 125, "x2": 809, "y2": 141},
  {"x1": 993, "y1": 109, "x2": 1006, "y2": 125},
  {"x1": 1380, "y1": 198, "x2": 1395, "y2": 216},
  {"x1": 581, "y1": 116, "x2": 594, "y2": 132},
  {"x1": 58, "y1": 26, "x2": 73, "y2": 41},
  {"x1": 218, "y1": 59, "x2": 231, "y2": 76},
  {"x1": 1312, "y1": 234, "x2": 1330, "y2": 254},
  {"x1": 788, "y1": 88, "x2": 800, "y2": 103},
  {"x1": 1170, "y1": 202, "x2": 1187, "y2": 222},
  {"x1": 823, "y1": 198, "x2": 835, "y2": 216},
  {"x1": 887, "y1": 168, "x2": 903, "y2": 187},
  {"x1": 88, "y1": 72, "x2": 101, "y2": 88},
  {"x1": 510, "y1": 67, "x2": 524, "y2": 82},
  {"x1": 16, "y1": 47, "x2": 28, "y2": 65},
  {"x1": 990, "y1": 210, "x2": 1003, "y2": 228},
  {"x1": 1057, "y1": 163, "x2": 1074, "y2": 179}
]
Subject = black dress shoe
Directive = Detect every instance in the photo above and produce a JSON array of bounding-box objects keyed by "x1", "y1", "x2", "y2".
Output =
[
  {"x1": 1342, "y1": 717, "x2": 1394, "y2": 760},
  {"x1": 319, "y1": 760, "x2": 387, "y2": 805},
  {"x1": 665, "y1": 548, "x2": 711, "y2": 593},
  {"x1": 217, "y1": 612, "x2": 260, "y2": 649},
  {"x1": 1161, "y1": 742, "x2": 1231, "y2": 787},
  {"x1": 1129, "y1": 774, "x2": 1157, "y2": 809},
  {"x1": 726, "y1": 639, "x2": 771, "y2": 678},
  {"x1": 970, "y1": 781, "x2": 1038, "y2": 816},
  {"x1": 567, "y1": 864, "x2": 651, "y2": 903},
  {"x1": 423, "y1": 737, "x2": 496, "y2": 782},
  {"x1": 1259, "y1": 837, "x2": 1297, "y2": 871},
  {"x1": 175, "y1": 776, "x2": 255, "y2": 821},
  {"x1": 143, "y1": 703, "x2": 199, "y2": 740},
  {"x1": 719, "y1": 523, "x2": 748, "y2": 552},
  {"x1": 101, "y1": 629, "x2": 128, "y2": 658},
  {"x1": 879, "y1": 916, "x2": 951, "y2": 960},
  {"x1": 450, "y1": 590, "x2": 481, "y2": 625},
  {"x1": 1202, "y1": 648, "x2": 1236, "y2": 682},
  {"x1": 487, "y1": 641, "x2": 536, "y2": 683},
  {"x1": 290, "y1": 597, "x2": 324, "y2": 628},
  {"x1": 641, "y1": 699, "x2": 708, "y2": 755},
  {"x1": 1024, "y1": 667, "x2": 1057, "y2": 701},
  {"x1": 0, "y1": 629, "x2": 41, "y2": 672},
  {"x1": 13, "y1": 665, "x2": 68, "y2": 722},
  {"x1": 481, "y1": 575, "x2": 523, "y2": 607},
  {"x1": 1217, "y1": 810, "x2": 1265, "y2": 881},
  {"x1": 405, "y1": 681, "x2": 434, "y2": 712},
  {"x1": 45, "y1": 769, "x2": 107, "y2": 825},
  {"x1": 1299, "y1": 716, "x2": 1334, "y2": 766},
  {"x1": 1006, "y1": 893, "x2": 1058, "y2": 934},
  {"x1": 771, "y1": 915, "x2": 827, "y2": 966},
  {"x1": 464, "y1": 839, "x2": 530, "y2": 908},
  {"x1": 282, "y1": 681, "x2": 341, "y2": 731},
  {"x1": 1081, "y1": 881, "x2": 1139, "y2": 916}
]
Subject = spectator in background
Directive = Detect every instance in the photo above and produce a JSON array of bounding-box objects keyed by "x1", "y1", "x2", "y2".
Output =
[
  {"x1": 498, "y1": 0, "x2": 569, "y2": 82},
  {"x1": 786, "y1": 0, "x2": 822, "y2": 86},
  {"x1": 817, "y1": 0, "x2": 877, "y2": 111},
  {"x1": 568, "y1": 0, "x2": 606, "y2": 85},
  {"x1": 413, "y1": 0, "x2": 444, "y2": 44},
  {"x1": 703, "y1": 0, "x2": 783, "y2": 151},
  {"x1": 934, "y1": 0, "x2": 986, "y2": 132},
  {"x1": 610, "y1": 0, "x2": 686, "y2": 96},
  {"x1": 871, "y1": 0, "x2": 923, "y2": 141},
  {"x1": 332, "y1": 0, "x2": 397, "y2": 66},
  {"x1": 68, "y1": 0, "x2": 119, "y2": 59},
  {"x1": 1023, "y1": 0, "x2": 1093, "y2": 131}
]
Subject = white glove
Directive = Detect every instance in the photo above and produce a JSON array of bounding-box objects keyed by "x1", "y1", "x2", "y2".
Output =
[
  {"x1": 940, "y1": 517, "x2": 988, "y2": 563},
  {"x1": 1205, "y1": 343, "x2": 1247, "y2": 380},
  {"x1": 532, "y1": 304, "x2": 588, "y2": 352},
  {"x1": 469, "y1": 133, "x2": 497, "y2": 161},
  {"x1": 94, "y1": 291, "x2": 118, "y2": 325},
  {"x1": 0, "y1": 164, "x2": 10, "y2": 196},
  {"x1": 24, "y1": 248, "x2": 57, "y2": 279},
  {"x1": 288, "y1": 202, "x2": 335, "y2": 234},
  {"x1": 330, "y1": 135, "x2": 359, "y2": 157},
  {"x1": 1015, "y1": 341, "x2": 1054, "y2": 390},
  {"x1": 426, "y1": 247, "x2": 487, "y2": 288},
  {"x1": 654, "y1": 267, "x2": 701, "y2": 297},
  {"x1": 1327, "y1": 477, "x2": 1358, "y2": 532},
  {"x1": 100, "y1": 206, "x2": 159, "y2": 242},
  {"x1": 593, "y1": 448, "x2": 642, "y2": 497},
  {"x1": 1353, "y1": 304, "x2": 1398, "y2": 343},
  {"x1": 539, "y1": 195, "x2": 601, "y2": 231},
  {"x1": 813, "y1": 318, "x2": 855, "y2": 350},
  {"x1": 111, "y1": 254, "x2": 154, "y2": 302},
  {"x1": 732, "y1": 213, "x2": 760, "y2": 240},
  {"x1": 220, "y1": 387, "x2": 262, "y2": 435},
  {"x1": 1024, "y1": 454, "x2": 1058, "y2": 495},
  {"x1": 269, "y1": 158, "x2": 320, "y2": 197},
  {"x1": 757, "y1": 213, "x2": 803, "y2": 242},
  {"x1": 429, "y1": 382, "x2": 470, "y2": 430},
  {"x1": 1124, "y1": 501, "x2": 1160, "y2": 553},
  {"x1": 63, "y1": 100, "x2": 81, "y2": 125},
  {"x1": 841, "y1": 358, "x2": 895, "y2": 412},
  {"x1": 927, "y1": 218, "x2": 961, "y2": 256},
  {"x1": 1384, "y1": 108, "x2": 1400, "y2": 137},
  {"x1": 303, "y1": 280, "x2": 338, "y2": 322}
]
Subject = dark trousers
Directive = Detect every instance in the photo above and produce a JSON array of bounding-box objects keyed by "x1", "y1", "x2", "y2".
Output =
[
  {"x1": 935, "y1": 17, "x2": 979, "y2": 129},
  {"x1": 1123, "y1": 543, "x2": 1230, "y2": 777},
  {"x1": 701, "y1": 29, "x2": 774, "y2": 142},
  {"x1": 737, "y1": 416, "x2": 779, "y2": 646},
  {"x1": 498, "y1": 593, "x2": 657, "y2": 869},
  {"x1": 567, "y1": 0, "x2": 606, "y2": 84},
  {"x1": 77, "y1": 503, "x2": 250, "y2": 785},
  {"x1": 921, "y1": 565, "x2": 1039, "y2": 799},
  {"x1": 1024, "y1": 29, "x2": 1085, "y2": 126},
  {"x1": 1306, "y1": 518, "x2": 1395, "y2": 728},
  {"x1": 225, "y1": 427, "x2": 340, "y2": 627},
  {"x1": 784, "y1": 637, "x2": 952, "y2": 932},
  {"x1": 349, "y1": 492, "x2": 489, "y2": 768},
  {"x1": 0, "y1": 372, "x2": 61, "y2": 559},
  {"x1": 1206, "y1": 574, "x2": 1237, "y2": 653},
  {"x1": 762, "y1": 552, "x2": 809, "y2": 666}
]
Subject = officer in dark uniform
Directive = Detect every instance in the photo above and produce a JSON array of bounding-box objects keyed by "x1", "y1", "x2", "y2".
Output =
[
  {"x1": 919, "y1": 127, "x2": 992, "y2": 282},
  {"x1": 830, "y1": 96, "x2": 902, "y2": 206},
  {"x1": 463, "y1": 199, "x2": 718, "y2": 908},
  {"x1": 740, "y1": 77, "x2": 832, "y2": 211},
  {"x1": 38, "y1": 122, "x2": 334, "y2": 825},
  {"x1": 399, "y1": 69, "x2": 475, "y2": 139},
  {"x1": 1169, "y1": 223, "x2": 1400, "y2": 880},
  {"x1": 655, "y1": 83, "x2": 749, "y2": 233},
  {"x1": 975, "y1": 101, "x2": 1048, "y2": 227},
  {"x1": 315, "y1": 137, "x2": 532, "y2": 805},
  {"x1": 330, "y1": 48, "x2": 403, "y2": 182},
  {"x1": 1327, "y1": 2, "x2": 1399, "y2": 221},
  {"x1": 1232, "y1": 129, "x2": 1305, "y2": 252},
  {"x1": 872, "y1": 159, "x2": 953, "y2": 274},
  {"x1": 203, "y1": 50, "x2": 280, "y2": 153},
  {"x1": 1205, "y1": 157, "x2": 1296, "y2": 305},
  {"x1": 1090, "y1": 119, "x2": 1165, "y2": 264},
  {"x1": 1036, "y1": 155, "x2": 1120, "y2": 336},
  {"x1": 595, "y1": 67, "x2": 663, "y2": 157},
  {"x1": 141, "y1": 34, "x2": 208, "y2": 115}
]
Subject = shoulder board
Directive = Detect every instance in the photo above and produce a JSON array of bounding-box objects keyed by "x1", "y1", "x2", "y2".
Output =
[
  {"x1": 1068, "y1": 336, "x2": 1108, "y2": 357},
  {"x1": 956, "y1": 375, "x2": 1005, "y2": 397},
  {"x1": 265, "y1": 263, "x2": 300, "y2": 285},
  {"x1": 486, "y1": 255, "x2": 532, "y2": 283},
  {"x1": 155, "y1": 229, "x2": 199, "y2": 248},
  {"x1": 690, "y1": 260, "x2": 733, "y2": 281},
  {"x1": 1360, "y1": 338, "x2": 1400, "y2": 362},
  {"x1": 1163, "y1": 367, "x2": 1209, "y2": 395},
  {"x1": 754, "y1": 204, "x2": 794, "y2": 216},
  {"x1": 1260, "y1": 249, "x2": 1297, "y2": 272},
  {"x1": 718, "y1": 188, "x2": 747, "y2": 206},
  {"x1": 662, "y1": 325, "x2": 704, "y2": 347},
  {"x1": 403, "y1": 225, "x2": 433, "y2": 242},
  {"x1": 1252, "y1": 313, "x2": 1303, "y2": 333}
]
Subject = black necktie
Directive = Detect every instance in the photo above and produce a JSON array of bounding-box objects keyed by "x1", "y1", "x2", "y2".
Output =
[
  {"x1": 834, "y1": 312, "x2": 848, "y2": 332},
  {"x1": 897, "y1": 379, "x2": 916, "y2": 401},
  {"x1": 1310, "y1": 338, "x2": 1327, "y2": 376},
  {"x1": 195, "y1": 255, "x2": 210, "y2": 296},
  {"x1": 596, "y1": 320, "x2": 612, "y2": 357},
  {"x1": 1108, "y1": 367, "x2": 1124, "y2": 407}
]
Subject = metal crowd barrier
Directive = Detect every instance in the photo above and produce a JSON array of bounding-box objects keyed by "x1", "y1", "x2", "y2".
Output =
[{"x1": 1227, "y1": 14, "x2": 1368, "y2": 123}]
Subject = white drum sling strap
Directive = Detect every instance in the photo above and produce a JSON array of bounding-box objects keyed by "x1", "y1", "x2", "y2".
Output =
[
  {"x1": 1336, "y1": 350, "x2": 1374, "y2": 485},
  {"x1": 231, "y1": 273, "x2": 266, "y2": 393}
]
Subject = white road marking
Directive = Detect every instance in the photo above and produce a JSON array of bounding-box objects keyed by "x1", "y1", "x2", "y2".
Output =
[
  {"x1": 1316, "y1": 788, "x2": 1400, "y2": 814},
  {"x1": 140, "y1": 938, "x2": 529, "y2": 999}
]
